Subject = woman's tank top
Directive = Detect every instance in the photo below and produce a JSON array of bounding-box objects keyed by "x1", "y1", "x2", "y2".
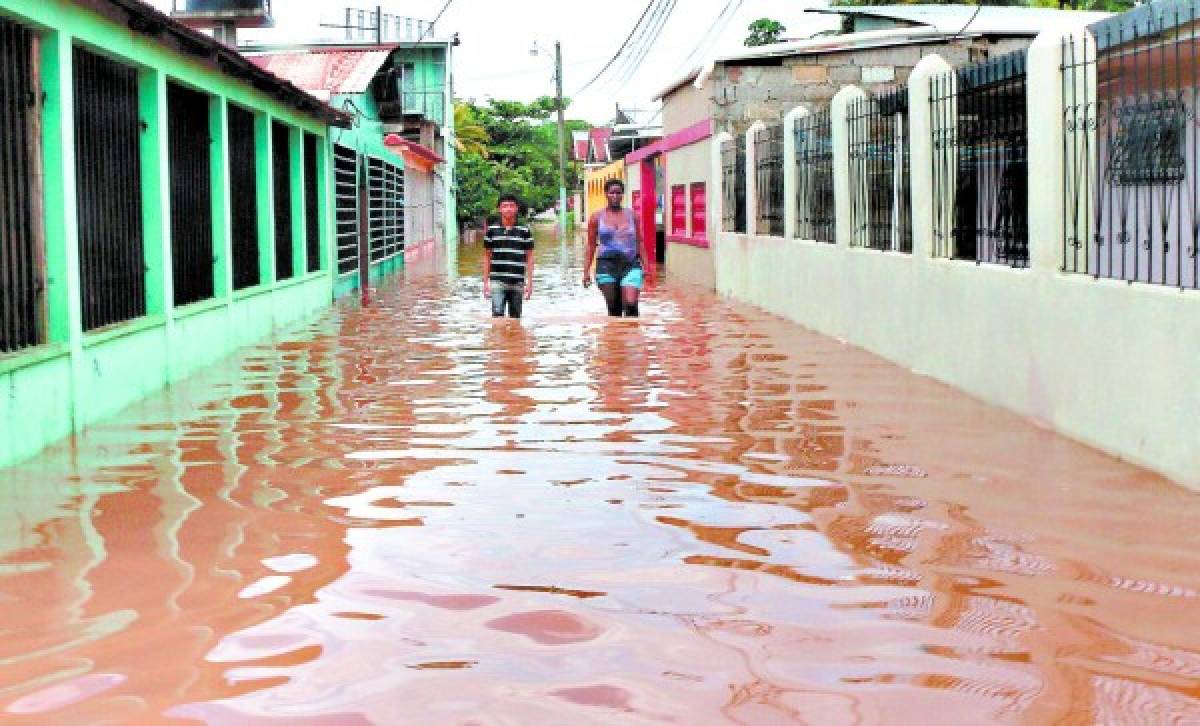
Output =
[{"x1": 597, "y1": 208, "x2": 638, "y2": 261}]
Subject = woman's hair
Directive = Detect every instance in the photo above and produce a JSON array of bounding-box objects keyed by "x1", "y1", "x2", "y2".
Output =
[{"x1": 604, "y1": 178, "x2": 625, "y2": 193}]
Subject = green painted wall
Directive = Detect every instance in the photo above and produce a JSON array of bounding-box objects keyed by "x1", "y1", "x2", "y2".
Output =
[{"x1": 0, "y1": 0, "x2": 341, "y2": 469}]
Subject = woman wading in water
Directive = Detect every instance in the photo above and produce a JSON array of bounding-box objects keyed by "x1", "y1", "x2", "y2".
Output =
[{"x1": 583, "y1": 179, "x2": 643, "y2": 317}]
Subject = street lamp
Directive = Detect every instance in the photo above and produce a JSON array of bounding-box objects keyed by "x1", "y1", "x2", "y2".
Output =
[{"x1": 530, "y1": 40, "x2": 568, "y2": 239}]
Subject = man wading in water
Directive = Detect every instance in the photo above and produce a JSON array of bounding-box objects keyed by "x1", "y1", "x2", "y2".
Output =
[
  {"x1": 482, "y1": 194, "x2": 534, "y2": 318},
  {"x1": 583, "y1": 179, "x2": 643, "y2": 317}
]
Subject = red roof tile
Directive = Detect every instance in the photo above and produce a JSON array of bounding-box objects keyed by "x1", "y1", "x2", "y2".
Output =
[{"x1": 248, "y1": 47, "x2": 396, "y2": 100}]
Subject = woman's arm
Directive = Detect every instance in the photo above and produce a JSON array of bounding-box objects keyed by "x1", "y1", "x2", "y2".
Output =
[
  {"x1": 632, "y1": 210, "x2": 643, "y2": 260},
  {"x1": 583, "y1": 214, "x2": 599, "y2": 287}
]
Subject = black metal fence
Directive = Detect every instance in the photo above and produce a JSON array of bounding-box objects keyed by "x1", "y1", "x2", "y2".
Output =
[
  {"x1": 754, "y1": 124, "x2": 784, "y2": 236},
  {"x1": 303, "y1": 132, "x2": 321, "y2": 273},
  {"x1": 333, "y1": 143, "x2": 360, "y2": 275},
  {"x1": 271, "y1": 121, "x2": 294, "y2": 281},
  {"x1": 167, "y1": 82, "x2": 214, "y2": 307},
  {"x1": 931, "y1": 51, "x2": 1029, "y2": 267},
  {"x1": 847, "y1": 91, "x2": 913, "y2": 253},
  {"x1": 228, "y1": 105, "x2": 260, "y2": 290},
  {"x1": 721, "y1": 136, "x2": 746, "y2": 233},
  {"x1": 795, "y1": 109, "x2": 835, "y2": 244},
  {"x1": 367, "y1": 155, "x2": 404, "y2": 262},
  {"x1": 74, "y1": 46, "x2": 146, "y2": 331},
  {"x1": 1062, "y1": 4, "x2": 1200, "y2": 288},
  {"x1": 0, "y1": 18, "x2": 44, "y2": 354}
]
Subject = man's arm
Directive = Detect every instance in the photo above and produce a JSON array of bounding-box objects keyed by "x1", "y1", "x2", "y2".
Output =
[
  {"x1": 482, "y1": 248, "x2": 492, "y2": 297},
  {"x1": 524, "y1": 247, "x2": 534, "y2": 300},
  {"x1": 583, "y1": 214, "x2": 599, "y2": 287}
]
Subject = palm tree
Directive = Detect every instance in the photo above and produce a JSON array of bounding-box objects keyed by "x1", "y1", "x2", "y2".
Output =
[{"x1": 454, "y1": 102, "x2": 490, "y2": 158}]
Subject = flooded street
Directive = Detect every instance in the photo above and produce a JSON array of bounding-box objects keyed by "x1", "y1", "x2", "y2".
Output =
[{"x1": 2, "y1": 228, "x2": 1200, "y2": 724}]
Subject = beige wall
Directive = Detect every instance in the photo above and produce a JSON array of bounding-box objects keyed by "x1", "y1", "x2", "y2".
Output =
[
  {"x1": 710, "y1": 31, "x2": 1200, "y2": 489},
  {"x1": 666, "y1": 241, "x2": 715, "y2": 288},
  {"x1": 662, "y1": 80, "x2": 711, "y2": 135},
  {"x1": 713, "y1": 234, "x2": 1200, "y2": 490}
]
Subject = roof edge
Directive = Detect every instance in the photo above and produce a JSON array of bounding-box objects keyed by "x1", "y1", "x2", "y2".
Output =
[{"x1": 87, "y1": 0, "x2": 351, "y2": 127}]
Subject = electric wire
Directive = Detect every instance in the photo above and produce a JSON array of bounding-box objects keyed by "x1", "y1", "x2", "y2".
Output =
[
  {"x1": 574, "y1": 0, "x2": 664, "y2": 95},
  {"x1": 417, "y1": 0, "x2": 456, "y2": 42},
  {"x1": 607, "y1": 0, "x2": 672, "y2": 84},
  {"x1": 676, "y1": 0, "x2": 746, "y2": 73},
  {"x1": 615, "y1": 0, "x2": 679, "y2": 85}
]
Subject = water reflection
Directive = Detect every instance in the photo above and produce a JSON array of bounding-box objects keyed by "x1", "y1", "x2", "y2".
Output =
[{"x1": 1, "y1": 228, "x2": 1199, "y2": 722}]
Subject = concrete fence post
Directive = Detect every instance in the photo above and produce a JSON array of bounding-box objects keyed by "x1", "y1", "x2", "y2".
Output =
[
  {"x1": 832, "y1": 86, "x2": 866, "y2": 248},
  {"x1": 1027, "y1": 26, "x2": 1091, "y2": 276},
  {"x1": 907, "y1": 54, "x2": 953, "y2": 261},
  {"x1": 782, "y1": 106, "x2": 809, "y2": 240},
  {"x1": 744, "y1": 121, "x2": 765, "y2": 236},
  {"x1": 710, "y1": 131, "x2": 733, "y2": 242}
]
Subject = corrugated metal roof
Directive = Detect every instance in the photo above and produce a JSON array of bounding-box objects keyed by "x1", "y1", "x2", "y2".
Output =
[
  {"x1": 247, "y1": 47, "x2": 396, "y2": 99},
  {"x1": 808, "y1": 4, "x2": 1111, "y2": 35},
  {"x1": 715, "y1": 5, "x2": 1111, "y2": 65}
]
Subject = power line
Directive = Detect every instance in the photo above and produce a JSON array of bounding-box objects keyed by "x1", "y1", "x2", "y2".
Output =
[
  {"x1": 417, "y1": 0, "x2": 456, "y2": 42},
  {"x1": 573, "y1": 0, "x2": 663, "y2": 95},
  {"x1": 676, "y1": 0, "x2": 746, "y2": 74},
  {"x1": 616, "y1": 0, "x2": 679, "y2": 85},
  {"x1": 607, "y1": 0, "x2": 672, "y2": 85}
]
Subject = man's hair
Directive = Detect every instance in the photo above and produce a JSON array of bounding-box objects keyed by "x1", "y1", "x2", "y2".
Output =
[
  {"x1": 497, "y1": 193, "x2": 520, "y2": 207},
  {"x1": 604, "y1": 179, "x2": 625, "y2": 193}
]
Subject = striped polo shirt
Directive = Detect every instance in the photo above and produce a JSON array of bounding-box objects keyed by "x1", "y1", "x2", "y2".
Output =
[{"x1": 484, "y1": 223, "x2": 534, "y2": 285}]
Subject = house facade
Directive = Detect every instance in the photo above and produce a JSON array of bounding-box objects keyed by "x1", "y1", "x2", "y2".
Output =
[
  {"x1": 249, "y1": 38, "x2": 457, "y2": 298},
  {"x1": 0, "y1": 0, "x2": 349, "y2": 468},
  {"x1": 647, "y1": 4, "x2": 1108, "y2": 289}
]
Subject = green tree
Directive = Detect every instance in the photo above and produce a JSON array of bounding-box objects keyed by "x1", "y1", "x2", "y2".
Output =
[
  {"x1": 745, "y1": 18, "x2": 786, "y2": 47},
  {"x1": 453, "y1": 102, "x2": 490, "y2": 158},
  {"x1": 454, "y1": 96, "x2": 589, "y2": 227}
]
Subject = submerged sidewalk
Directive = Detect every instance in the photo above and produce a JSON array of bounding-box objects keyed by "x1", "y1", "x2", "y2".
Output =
[{"x1": 1, "y1": 234, "x2": 1198, "y2": 723}]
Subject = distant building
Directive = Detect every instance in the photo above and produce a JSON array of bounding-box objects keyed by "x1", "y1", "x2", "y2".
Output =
[
  {"x1": 247, "y1": 36, "x2": 457, "y2": 297},
  {"x1": 578, "y1": 105, "x2": 662, "y2": 226}
]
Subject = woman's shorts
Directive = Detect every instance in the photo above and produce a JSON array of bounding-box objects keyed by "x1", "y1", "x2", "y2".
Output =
[{"x1": 595, "y1": 256, "x2": 644, "y2": 289}]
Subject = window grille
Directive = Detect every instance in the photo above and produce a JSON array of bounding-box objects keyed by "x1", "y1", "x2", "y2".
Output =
[
  {"x1": 847, "y1": 91, "x2": 912, "y2": 253},
  {"x1": 795, "y1": 109, "x2": 834, "y2": 243},
  {"x1": 303, "y1": 132, "x2": 321, "y2": 273},
  {"x1": 367, "y1": 155, "x2": 404, "y2": 262},
  {"x1": 754, "y1": 124, "x2": 784, "y2": 237},
  {"x1": 931, "y1": 50, "x2": 1029, "y2": 267},
  {"x1": 167, "y1": 82, "x2": 215, "y2": 306},
  {"x1": 721, "y1": 136, "x2": 746, "y2": 233},
  {"x1": 1062, "y1": 4, "x2": 1200, "y2": 288},
  {"x1": 74, "y1": 46, "x2": 146, "y2": 331},
  {"x1": 333, "y1": 144, "x2": 360, "y2": 275},
  {"x1": 228, "y1": 105, "x2": 260, "y2": 290},
  {"x1": 0, "y1": 18, "x2": 44, "y2": 354},
  {"x1": 272, "y1": 121, "x2": 294, "y2": 281}
]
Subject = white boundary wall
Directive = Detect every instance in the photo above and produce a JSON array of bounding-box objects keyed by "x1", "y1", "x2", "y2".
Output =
[{"x1": 713, "y1": 28, "x2": 1200, "y2": 489}]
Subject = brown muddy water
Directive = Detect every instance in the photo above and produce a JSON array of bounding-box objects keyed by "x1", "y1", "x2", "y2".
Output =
[{"x1": 2, "y1": 229, "x2": 1200, "y2": 724}]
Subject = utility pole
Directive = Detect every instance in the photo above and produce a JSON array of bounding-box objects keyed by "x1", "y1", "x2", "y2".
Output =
[{"x1": 555, "y1": 41, "x2": 568, "y2": 239}]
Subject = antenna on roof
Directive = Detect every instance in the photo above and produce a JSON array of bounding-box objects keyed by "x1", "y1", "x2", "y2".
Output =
[{"x1": 319, "y1": 5, "x2": 437, "y2": 44}]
